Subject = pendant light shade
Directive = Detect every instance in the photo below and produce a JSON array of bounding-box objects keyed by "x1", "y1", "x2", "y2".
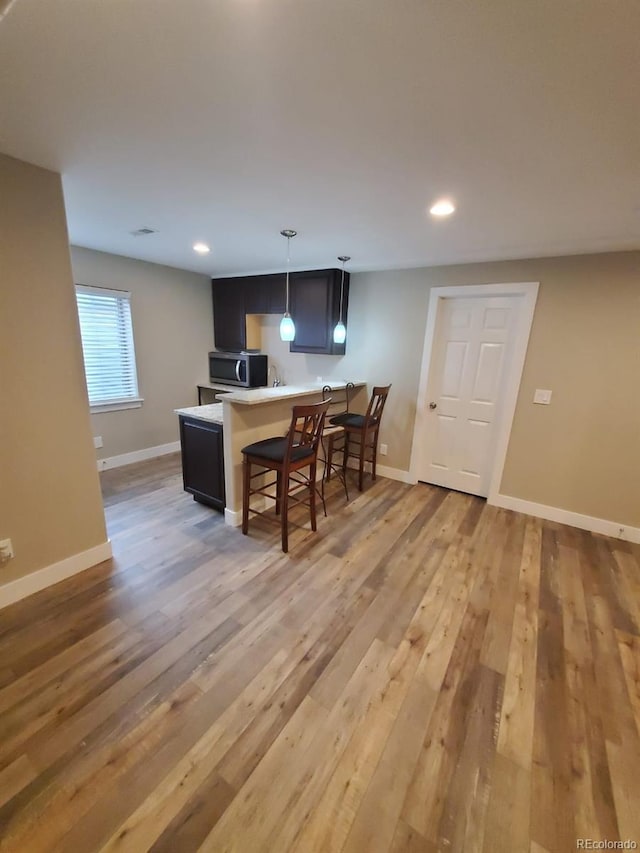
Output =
[
  {"x1": 279, "y1": 229, "x2": 297, "y2": 342},
  {"x1": 280, "y1": 313, "x2": 295, "y2": 342},
  {"x1": 333, "y1": 321, "x2": 346, "y2": 344},
  {"x1": 333, "y1": 255, "x2": 350, "y2": 345}
]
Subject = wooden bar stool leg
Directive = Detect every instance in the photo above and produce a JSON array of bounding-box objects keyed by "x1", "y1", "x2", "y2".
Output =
[
  {"x1": 281, "y1": 472, "x2": 289, "y2": 553},
  {"x1": 358, "y1": 433, "x2": 366, "y2": 491},
  {"x1": 325, "y1": 434, "x2": 333, "y2": 481},
  {"x1": 242, "y1": 458, "x2": 251, "y2": 534},
  {"x1": 342, "y1": 432, "x2": 349, "y2": 477},
  {"x1": 372, "y1": 431, "x2": 378, "y2": 481},
  {"x1": 275, "y1": 471, "x2": 282, "y2": 515},
  {"x1": 310, "y1": 460, "x2": 318, "y2": 532},
  {"x1": 339, "y1": 442, "x2": 349, "y2": 501}
]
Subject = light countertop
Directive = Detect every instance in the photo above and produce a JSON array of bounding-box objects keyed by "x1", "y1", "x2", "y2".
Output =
[
  {"x1": 219, "y1": 381, "x2": 365, "y2": 406},
  {"x1": 174, "y1": 403, "x2": 224, "y2": 424}
]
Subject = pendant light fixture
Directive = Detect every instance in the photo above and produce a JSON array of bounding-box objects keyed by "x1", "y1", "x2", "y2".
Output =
[
  {"x1": 333, "y1": 255, "x2": 350, "y2": 345},
  {"x1": 279, "y1": 229, "x2": 297, "y2": 342}
]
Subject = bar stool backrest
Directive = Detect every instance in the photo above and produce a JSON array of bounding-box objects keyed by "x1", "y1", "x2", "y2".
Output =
[
  {"x1": 286, "y1": 399, "x2": 331, "y2": 457},
  {"x1": 366, "y1": 385, "x2": 391, "y2": 427}
]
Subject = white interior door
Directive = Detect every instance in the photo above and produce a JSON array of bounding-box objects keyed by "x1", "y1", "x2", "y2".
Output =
[{"x1": 418, "y1": 295, "x2": 518, "y2": 497}]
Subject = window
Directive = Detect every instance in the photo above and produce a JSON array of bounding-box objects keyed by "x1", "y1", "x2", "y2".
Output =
[{"x1": 75, "y1": 285, "x2": 142, "y2": 413}]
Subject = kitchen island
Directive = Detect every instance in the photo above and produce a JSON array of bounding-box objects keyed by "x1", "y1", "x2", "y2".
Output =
[{"x1": 176, "y1": 383, "x2": 367, "y2": 525}]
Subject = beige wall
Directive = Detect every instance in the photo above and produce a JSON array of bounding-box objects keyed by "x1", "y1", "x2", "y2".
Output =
[
  {"x1": 70, "y1": 247, "x2": 213, "y2": 460},
  {"x1": 0, "y1": 154, "x2": 107, "y2": 585},
  {"x1": 259, "y1": 251, "x2": 640, "y2": 527}
]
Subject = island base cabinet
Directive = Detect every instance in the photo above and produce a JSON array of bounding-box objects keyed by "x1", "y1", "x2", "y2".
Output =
[{"x1": 179, "y1": 416, "x2": 225, "y2": 511}]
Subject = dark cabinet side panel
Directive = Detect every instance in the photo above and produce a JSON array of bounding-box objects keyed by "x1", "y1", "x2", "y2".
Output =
[{"x1": 179, "y1": 417, "x2": 225, "y2": 511}]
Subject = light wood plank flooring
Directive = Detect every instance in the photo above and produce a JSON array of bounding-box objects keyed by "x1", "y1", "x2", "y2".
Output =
[{"x1": 0, "y1": 454, "x2": 639, "y2": 852}]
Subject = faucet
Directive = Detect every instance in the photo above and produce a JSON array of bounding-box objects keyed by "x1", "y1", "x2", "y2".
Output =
[{"x1": 268, "y1": 364, "x2": 281, "y2": 387}]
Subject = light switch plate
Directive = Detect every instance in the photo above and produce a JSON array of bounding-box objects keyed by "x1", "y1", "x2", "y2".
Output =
[{"x1": 533, "y1": 389, "x2": 552, "y2": 405}]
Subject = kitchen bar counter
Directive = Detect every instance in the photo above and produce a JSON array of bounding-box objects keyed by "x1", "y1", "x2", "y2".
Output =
[
  {"x1": 220, "y1": 381, "x2": 368, "y2": 524},
  {"x1": 220, "y1": 381, "x2": 365, "y2": 406},
  {"x1": 175, "y1": 382, "x2": 369, "y2": 524}
]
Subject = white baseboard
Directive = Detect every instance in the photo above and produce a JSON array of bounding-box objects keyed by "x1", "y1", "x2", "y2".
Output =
[
  {"x1": 225, "y1": 497, "x2": 275, "y2": 528},
  {"x1": 490, "y1": 494, "x2": 640, "y2": 544},
  {"x1": 225, "y1": 507, "x2": 242, "y2": 527},
  {"x1": 0, "y1": 540, "x2": 113, "y2": 610},
  {"x1": 375, "y1": 464, "x2": 418, "y2": 485},
  {"x1": 97, "y1": 441, "x2": 180, "y2": 471},
  {"x1": 341, "y1": 457, "x2": 417, "y2": 485}
]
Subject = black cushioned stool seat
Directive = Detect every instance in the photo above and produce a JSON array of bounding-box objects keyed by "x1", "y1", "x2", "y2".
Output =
[
  {"x1": 329, "y1": 413, "x2": 378, "y2": 429},
  {"x1": 241, "y1": 437, "x2": 314, "y2": 463}
]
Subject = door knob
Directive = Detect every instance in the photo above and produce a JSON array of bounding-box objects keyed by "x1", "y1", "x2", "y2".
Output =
[{"x1": 429, "y1": 402, "x2": 437, "y2": 410}]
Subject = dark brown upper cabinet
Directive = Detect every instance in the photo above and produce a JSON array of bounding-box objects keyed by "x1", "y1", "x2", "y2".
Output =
[
  {"x1": 289, "y1": 269, "x2": 349, "y2": 355},
  {"x1": 212, "y1": 275, "x2": 286, "y2": 351},
  {"x1": 211, "y1": 268, "x2": 348, "y2": 355},
  {"x1": 212, "y1": 278, "x2": 246, "y2": 351},
  {"x1": 245, "y1": 273, "x2": 286, "y2": 316}
]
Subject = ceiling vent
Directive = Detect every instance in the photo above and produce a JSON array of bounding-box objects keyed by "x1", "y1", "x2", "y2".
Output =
[{"x1": 130, "y1": 227, "x2": 157, "y2": 237}]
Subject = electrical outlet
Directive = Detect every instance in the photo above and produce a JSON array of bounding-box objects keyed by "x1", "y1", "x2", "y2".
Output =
[
  {"x1": 0, "y1": 539, "x2": 14, "y2": 564},
  {"x1": 93, "y1": 435, "x2": 103, "y2": 449},
  {"x1": 380, "y1": 443, "x2": 388, "y2": 456}
]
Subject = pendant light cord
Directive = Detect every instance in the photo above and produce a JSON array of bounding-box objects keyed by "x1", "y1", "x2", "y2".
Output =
[
  {"x1": 285, "y1": 235, "x2": 291, "y2": 314},
  {"x1": 339, "y1": 262, "x2": 345, "y2": 322}
]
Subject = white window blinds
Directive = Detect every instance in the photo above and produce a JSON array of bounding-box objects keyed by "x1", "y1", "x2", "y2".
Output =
[{"x1": 75, "y1": 285, "x2": 141, "y2": 410}]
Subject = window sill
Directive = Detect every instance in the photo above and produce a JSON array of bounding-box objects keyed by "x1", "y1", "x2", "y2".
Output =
[{"x1": 90, "y1": 398, "x2": 144, "y2": 414}]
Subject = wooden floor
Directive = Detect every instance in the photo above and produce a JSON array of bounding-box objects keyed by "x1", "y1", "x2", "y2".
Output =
[{"x1": 0, "y1": 455, "x2": 639, "y2": 852}]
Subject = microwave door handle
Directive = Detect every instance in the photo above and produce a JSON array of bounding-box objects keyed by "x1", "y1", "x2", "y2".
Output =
[{"x1": 235, "y1": 360, "x2": 242, "y2": 382}]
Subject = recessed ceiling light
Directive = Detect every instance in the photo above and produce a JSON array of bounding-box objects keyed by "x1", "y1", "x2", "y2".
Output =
[
  {"x1": 193, "y1": 242, "x2": 211, "y2": 254},
  {"x1": 429, "y1": 199, "x2": 455, "y2": 217}
]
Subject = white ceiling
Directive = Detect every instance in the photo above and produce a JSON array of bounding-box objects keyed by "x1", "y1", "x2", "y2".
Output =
[{"x1": 1, "y1": 0, "x2": 638, "y2": 276}]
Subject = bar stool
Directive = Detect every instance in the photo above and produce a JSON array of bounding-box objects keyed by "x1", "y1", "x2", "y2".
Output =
[
  {"x1": 328, "y1": 385, "x2": 391, "y2": 491},
  {"x1": 320, "y1": 383, "x2": 355, "y2": 502},
  {"x1": 241, "y1": 399, "x2": 330, "y2": 553}
]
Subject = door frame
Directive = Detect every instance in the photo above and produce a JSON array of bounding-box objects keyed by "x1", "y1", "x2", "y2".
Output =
[{"x1": 409, "y1": 282, "x2": 539, "y2": 503}]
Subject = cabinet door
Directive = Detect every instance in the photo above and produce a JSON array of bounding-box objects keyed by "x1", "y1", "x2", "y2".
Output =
[
  {"x1": 266, "y1": 273, "x2": 286, "y2": 314},
  {"x1": 244, "y1": 274, "x2": 286, "y2": 315},
  {"x1": 289, "y1": 269, "x2": 349, "y2": 355},
  {"x1": 289, "y1": 271, "x2": 333, "y2": 354},
  {"x1": 212, "y1": 279, "x2": 246, "y2": 351},
  {"x1": 180, "y1": 418, "x2": 225, "y2": 510},
  {"x1": 244, "y1": 276, "x2": 269, "y2": 315}
]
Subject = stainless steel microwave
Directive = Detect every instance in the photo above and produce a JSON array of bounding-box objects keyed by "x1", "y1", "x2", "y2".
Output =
[{"x1": 208, "y1": 351, "x2": 268, "y2": 388}]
